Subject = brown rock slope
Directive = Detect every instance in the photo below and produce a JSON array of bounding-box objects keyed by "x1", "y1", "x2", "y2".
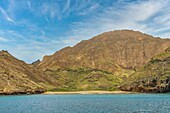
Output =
[
  {"x1": 36, "y1": 30, "x2": 170, "y2": 91},
  {"x1": 39, "y1": 30, "x2": 170, "y2": 73},
  {"x1": 0, "y1": 50, "x2": 55, "y2": 95},
  {"x1": 120, "y1": 47, "x2": 170, "y2": 93},
  {"x1": 1, "y1": 30, "x2": 169, "y2": 94}
]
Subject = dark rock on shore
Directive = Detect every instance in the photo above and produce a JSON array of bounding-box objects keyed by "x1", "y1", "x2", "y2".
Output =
[
  {"x1": 0, "y1": 89, "x2": 45, "y2": 95},
  {"x1": 120, "y1": 47, "x2": 170, "y2": 93}
]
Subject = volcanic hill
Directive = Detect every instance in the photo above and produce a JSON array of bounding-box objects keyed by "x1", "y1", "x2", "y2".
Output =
[
  {"x1": 37, "y1": 30, "x2": 170, "y2": 91},
  {"x1": 1, "y1": 30, "x2": 170, "y2": 93}
]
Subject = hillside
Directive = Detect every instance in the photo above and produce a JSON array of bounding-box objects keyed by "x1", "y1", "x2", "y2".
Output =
[
  {"x1": 1, "y1": 30, "x2": 170, "y2": 93},
  {"x1": 0, "y1": 50, "x2": 55, "y2": 94},
  {"x1": 37, "y1": 30, "x2": 170, "y2": 91},
  {"x1": 44, "y1": 68, "x2": 134, "y2": 91},
  {"x1": 39, "y1": 30, "x2": 170, "y2": 73},
  {"x1": 120, "y1": 47, "x2": 170, "y2": 93}
]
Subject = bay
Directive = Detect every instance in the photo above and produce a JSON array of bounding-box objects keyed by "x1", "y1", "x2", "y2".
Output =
[{"x1": 0, "y1": 94, "x2": 170, "y2": 113}]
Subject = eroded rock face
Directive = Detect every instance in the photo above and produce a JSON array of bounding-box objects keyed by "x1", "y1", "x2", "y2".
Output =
[
  {"x1": 0, "y1": 51, "x2": 55, "y2": 95},
  {"x1": 120, "y1": 47, "x2": 170, "y2": 93},
  {"x1": 39, "y1": 30, "x2": 170, "y2": 73}
]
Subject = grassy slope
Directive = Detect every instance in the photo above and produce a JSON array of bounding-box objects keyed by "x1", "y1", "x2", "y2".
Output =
[{"x1": 45, "y1": 67, "x2": 134, "y2": 91}]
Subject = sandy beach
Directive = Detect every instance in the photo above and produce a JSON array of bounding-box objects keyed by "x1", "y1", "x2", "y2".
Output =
[{"x1": 44, "y1": 91, "x2": 136, "y2": 95}]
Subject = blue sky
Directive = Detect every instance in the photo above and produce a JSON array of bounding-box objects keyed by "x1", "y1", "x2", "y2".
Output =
[{"x1": 0, "y1": 0, "x2": 170, "y2": 63}]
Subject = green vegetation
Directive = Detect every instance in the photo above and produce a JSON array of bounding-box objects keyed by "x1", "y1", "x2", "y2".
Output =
[
  {"x1": 45, "y1": 67, "x2": 134, "y2": 91},
  {"x1": 120, "y1": 47, "x2": 170, "y2": 93}
]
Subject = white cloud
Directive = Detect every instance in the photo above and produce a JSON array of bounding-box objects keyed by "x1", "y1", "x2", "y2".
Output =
[
  {"x1": 69, "y1": 0, "x2": 101, "y2": 16},
  {"x1": 78, "y1": 3, "x2": 100, "y2": 15},
  {"x1": 65, "y1": 0, "x2": 170, "y2": 43},
  {"x1": 0, "y1": 7, "x2": 15, "y2": 23},
  {"x1": 1, "y1": 0, "x2": 170, "y2": 63},
  {"x1": 40, "y1": 3, "x2": 59, "y2": 19},
  {"x1": 38, "y1": 0, "x2": 71, "y2": 20},
  {"x1": 0, "y1": 37, "x2": 8, "y2": 42},
  {"x1": 63, "y1": 0, "x2": 71, "y2": 14}
]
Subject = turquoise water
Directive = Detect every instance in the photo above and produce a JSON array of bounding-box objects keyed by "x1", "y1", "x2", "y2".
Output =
[{"x1": 0, "y1": 94, "x2": 170, "y2": 113}]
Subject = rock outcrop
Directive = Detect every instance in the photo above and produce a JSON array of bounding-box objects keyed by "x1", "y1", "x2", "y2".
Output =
[
  {"x1": 31, "y1": 59, "x2": 41, "y2": 66},
  {"x1": 120, "y1": 47, "x2": 170, "y2": 93}
]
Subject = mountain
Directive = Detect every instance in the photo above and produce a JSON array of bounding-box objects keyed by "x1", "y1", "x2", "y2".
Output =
[
  {"x1": 1, "y1": 30, "x2": 170, "y2": 94},
  {"x1": 39, "y1": 30, "x2": 170, "y2": 72},
  {"x1": 120, "y1": 47, "x2": 170, "y2": 93},
  {"x1": 38, "y1": 30, "x2": 170, "y2": 91},
  {"x1": 0, "y1": 50, "x2": 55, "y2": 95}
]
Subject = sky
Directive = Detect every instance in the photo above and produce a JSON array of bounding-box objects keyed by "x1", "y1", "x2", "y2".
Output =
[{"x1": 0, "y1": 0, "x2": 170, "y2": 63}]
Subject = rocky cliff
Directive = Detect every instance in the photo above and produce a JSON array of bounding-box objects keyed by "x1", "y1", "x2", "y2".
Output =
[{"x1": 120, "y1": 47, "x2": 170, "y2": 93}]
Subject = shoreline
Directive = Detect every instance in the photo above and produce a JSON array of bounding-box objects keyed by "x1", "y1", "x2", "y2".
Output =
[{"x1": 43, "y1": 90, "x2": 137, "y2": 95}]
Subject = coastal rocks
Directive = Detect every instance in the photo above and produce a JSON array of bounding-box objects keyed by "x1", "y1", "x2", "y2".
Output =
[
  {"x1": 0, "y1": 88, "x2": 45, "y2": 95},
  {"x1": 120, "y1": 47, "x2": 170, "y2": 93},
  {"x1": 120, "y1": 82, "x2": 170, "y2": 93},
  {"x1": 121, "y1": 82, "x2": 161, "y2": 93}
]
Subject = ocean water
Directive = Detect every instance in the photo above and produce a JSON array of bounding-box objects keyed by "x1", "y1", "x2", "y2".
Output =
[{"x1": 0, "y1": 94, "x2": 170, "y2": 113}]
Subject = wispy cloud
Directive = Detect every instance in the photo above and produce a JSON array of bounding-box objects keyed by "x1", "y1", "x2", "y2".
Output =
[
  {"x1": 0, "y1": 0, "x2": 170, "y2": 63},
  {"x1": 63, "y1": 0, "x2": 71, "y2": 15},
  {"x1": 65, "y1": 0, "x2": 170, "y2": 44},
  {"x1": 69, "y1": 0, "x2": 101, "y2": 16},
  {"x1": 36, "y1": 0, "x2": 71, "y2": 20},
  {"x1": 0, "y1": 36, "x2": 8, "y2": 42},
  {"x1": 0, "y1": 7, "x2": 15, "y2": 23},
  {"x1": 78, "y1": 3, "x2": 100, "y2": 15}
]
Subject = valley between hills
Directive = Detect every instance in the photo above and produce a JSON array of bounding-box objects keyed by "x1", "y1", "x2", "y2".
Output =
[{"x1": 1, "y1": 30, "x2": 170, "y2": 95}]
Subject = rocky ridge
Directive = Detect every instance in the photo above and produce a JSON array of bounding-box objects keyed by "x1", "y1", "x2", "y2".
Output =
[
  {"x1": 37, "y1": 30, "x2": 170, "y2": 91},
  {"x1": 39, "y1": 30, "x2": 170, "y2": 73}
]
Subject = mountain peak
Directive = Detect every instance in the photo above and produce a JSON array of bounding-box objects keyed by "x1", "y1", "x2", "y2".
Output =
[
  {"x1": 39, "y1": 30, "x2": 170, "y2": 73},
  {"x1": 93, "y1": 30, "x2": 155, "y2": 42}
]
